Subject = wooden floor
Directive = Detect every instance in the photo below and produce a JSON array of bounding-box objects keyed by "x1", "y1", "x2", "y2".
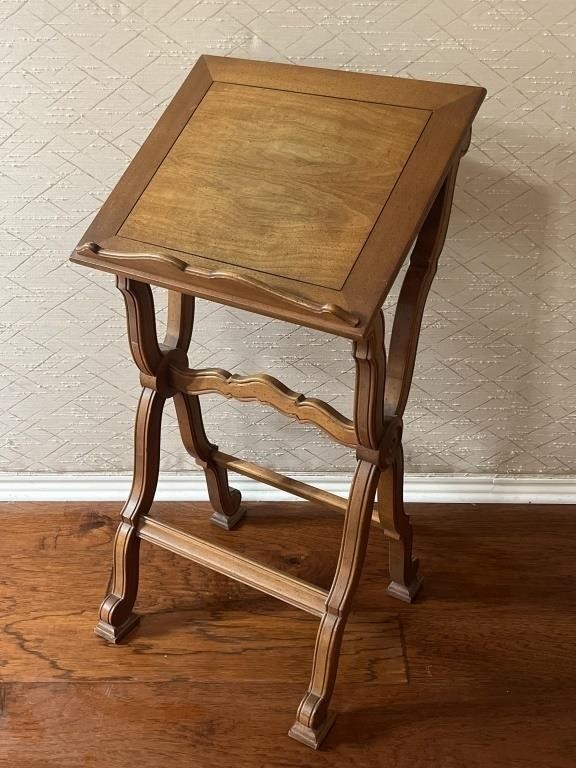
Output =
[{"x1": 0, "y1": 500, "x2": 575, "y2": 767}]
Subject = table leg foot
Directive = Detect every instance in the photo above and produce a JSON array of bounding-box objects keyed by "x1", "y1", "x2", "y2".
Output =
[
  {"x1": 387, "y1": 568, "x2": 423, "y2": 603},
  {"x1": 288, "y1": 711, "x2": 336, "y2": 749},
  {"x1": 95, "y1": 613, "x2": 140, "y2": 644},
  {"x1": 210, "y1": 505, "x2": 246, "y2": 530}
]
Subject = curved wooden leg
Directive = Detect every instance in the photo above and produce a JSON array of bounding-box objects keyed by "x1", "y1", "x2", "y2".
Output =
[
  {"x1": 174, "y1": 391, "x2": 245, "y2": 530},
  {"x1": 289, "y1": 461, "x2": 380, "y2": 748},
  {"x1": 377, "y1": 444, "x2": 422, "y2": 603},
  {"x1": 95, "y1": 388, "x2": 165, "y2": 643},
  {"x1": 375, "y1": 168, "x2": 461, "y2": 603}
]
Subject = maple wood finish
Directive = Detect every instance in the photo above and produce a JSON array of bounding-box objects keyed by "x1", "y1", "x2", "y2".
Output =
[
  {"x1": 118, "y1": 81, "x2": 429, "y2": 291},
  {"x1": 2, "y1": 502, "x2": 576, "y2": 767},
  {"x1": 70, "y1": 55, "x2": 485, "y2": 747},
  {"x1": 71, "y1": 55, "x2": 485, "y2": 340}
]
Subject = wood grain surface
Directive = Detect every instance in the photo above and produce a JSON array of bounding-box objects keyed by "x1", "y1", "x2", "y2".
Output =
[
  {"x1": 1, "y1": 502, "x2": 575, "y2": 766},
  {"x1": 72, "y1": 56, "x2": 485, "y2": 339},
  {"x1": 119, "y1": 82, "x2": 429, "y2": 290}
]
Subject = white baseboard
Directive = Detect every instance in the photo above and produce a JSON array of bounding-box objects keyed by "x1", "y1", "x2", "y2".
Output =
[{"x1": 0, "y1": 473, "x2": 574, "y2": 504}]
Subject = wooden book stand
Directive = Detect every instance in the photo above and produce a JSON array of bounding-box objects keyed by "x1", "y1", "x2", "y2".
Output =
[{"x1": 71, "y1": 55, "x2": 485, "y2": 748}]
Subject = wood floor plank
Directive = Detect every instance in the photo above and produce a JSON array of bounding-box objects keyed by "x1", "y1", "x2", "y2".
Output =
[
  {"x1": 0, "y1": 606, "x2": 405, "y2": 685},
  {"x1": 1, "y1": 682, "x2": 575, "y2": 768},
  {"x1": 0, "y1": 501, "x2": 575, "y2": 766}
]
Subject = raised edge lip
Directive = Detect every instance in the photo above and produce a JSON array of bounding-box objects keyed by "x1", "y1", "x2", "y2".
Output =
[{"x1": 202, "y1": 54, "x2": 488, "y2": 100}]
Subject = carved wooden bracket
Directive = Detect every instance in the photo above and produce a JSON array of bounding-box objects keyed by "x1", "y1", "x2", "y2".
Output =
[
  {"x1": 116, "y1": 277, "x2": 187, "y2": 395},
  {"x1": 116, "y1": 277, "x2": 162, "y2": 378},
  {"x1": 169, "y1": 365, "x2": 357, "y2": 448},
  {"x1": 77, "y1": 242, "x2": 360, "y2": 328}
]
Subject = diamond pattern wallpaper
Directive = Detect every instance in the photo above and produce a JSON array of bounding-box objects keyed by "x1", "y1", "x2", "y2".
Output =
[{"x1": 0, "y1": 0, "x2": 575, "y2": 476}]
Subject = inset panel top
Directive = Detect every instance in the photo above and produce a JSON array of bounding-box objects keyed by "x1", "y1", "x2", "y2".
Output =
[
  {"x1": 119, "y1": 82, "x2": 429, "y2": 291},
  {"x1": 72, "y1": 56, "x2": 485, "y2": 339}
]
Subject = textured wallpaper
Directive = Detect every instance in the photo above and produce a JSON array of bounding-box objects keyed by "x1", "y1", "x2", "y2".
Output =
[{"x1": 0, "y1": 0, "x2": 575, "y2": 476}]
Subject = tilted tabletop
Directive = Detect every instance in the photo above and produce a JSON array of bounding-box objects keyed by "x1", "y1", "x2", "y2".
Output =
[{"x1": 71, "y1": 55, "x2": 485, "y2": 339}]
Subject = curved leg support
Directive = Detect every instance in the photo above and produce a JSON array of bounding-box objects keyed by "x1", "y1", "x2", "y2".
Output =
[
  {"x1": 165, "y1": 290, "x2": 245, "y2": 530},
  {"x1": 95, "y1": 387, "x2": 165, "y2": 643},
  {"x1": 379, "y1": 164, "x2": 461, "y2": 601},
  {"x1": 289, "y1": 460, "x2": 381, "y2": 747},
  {"x1": 174, "y1": 391, "x2": 245, "y2": 530},
  {"x1": 377, "y1": 445, "x2": 422, "y2": 602}
]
